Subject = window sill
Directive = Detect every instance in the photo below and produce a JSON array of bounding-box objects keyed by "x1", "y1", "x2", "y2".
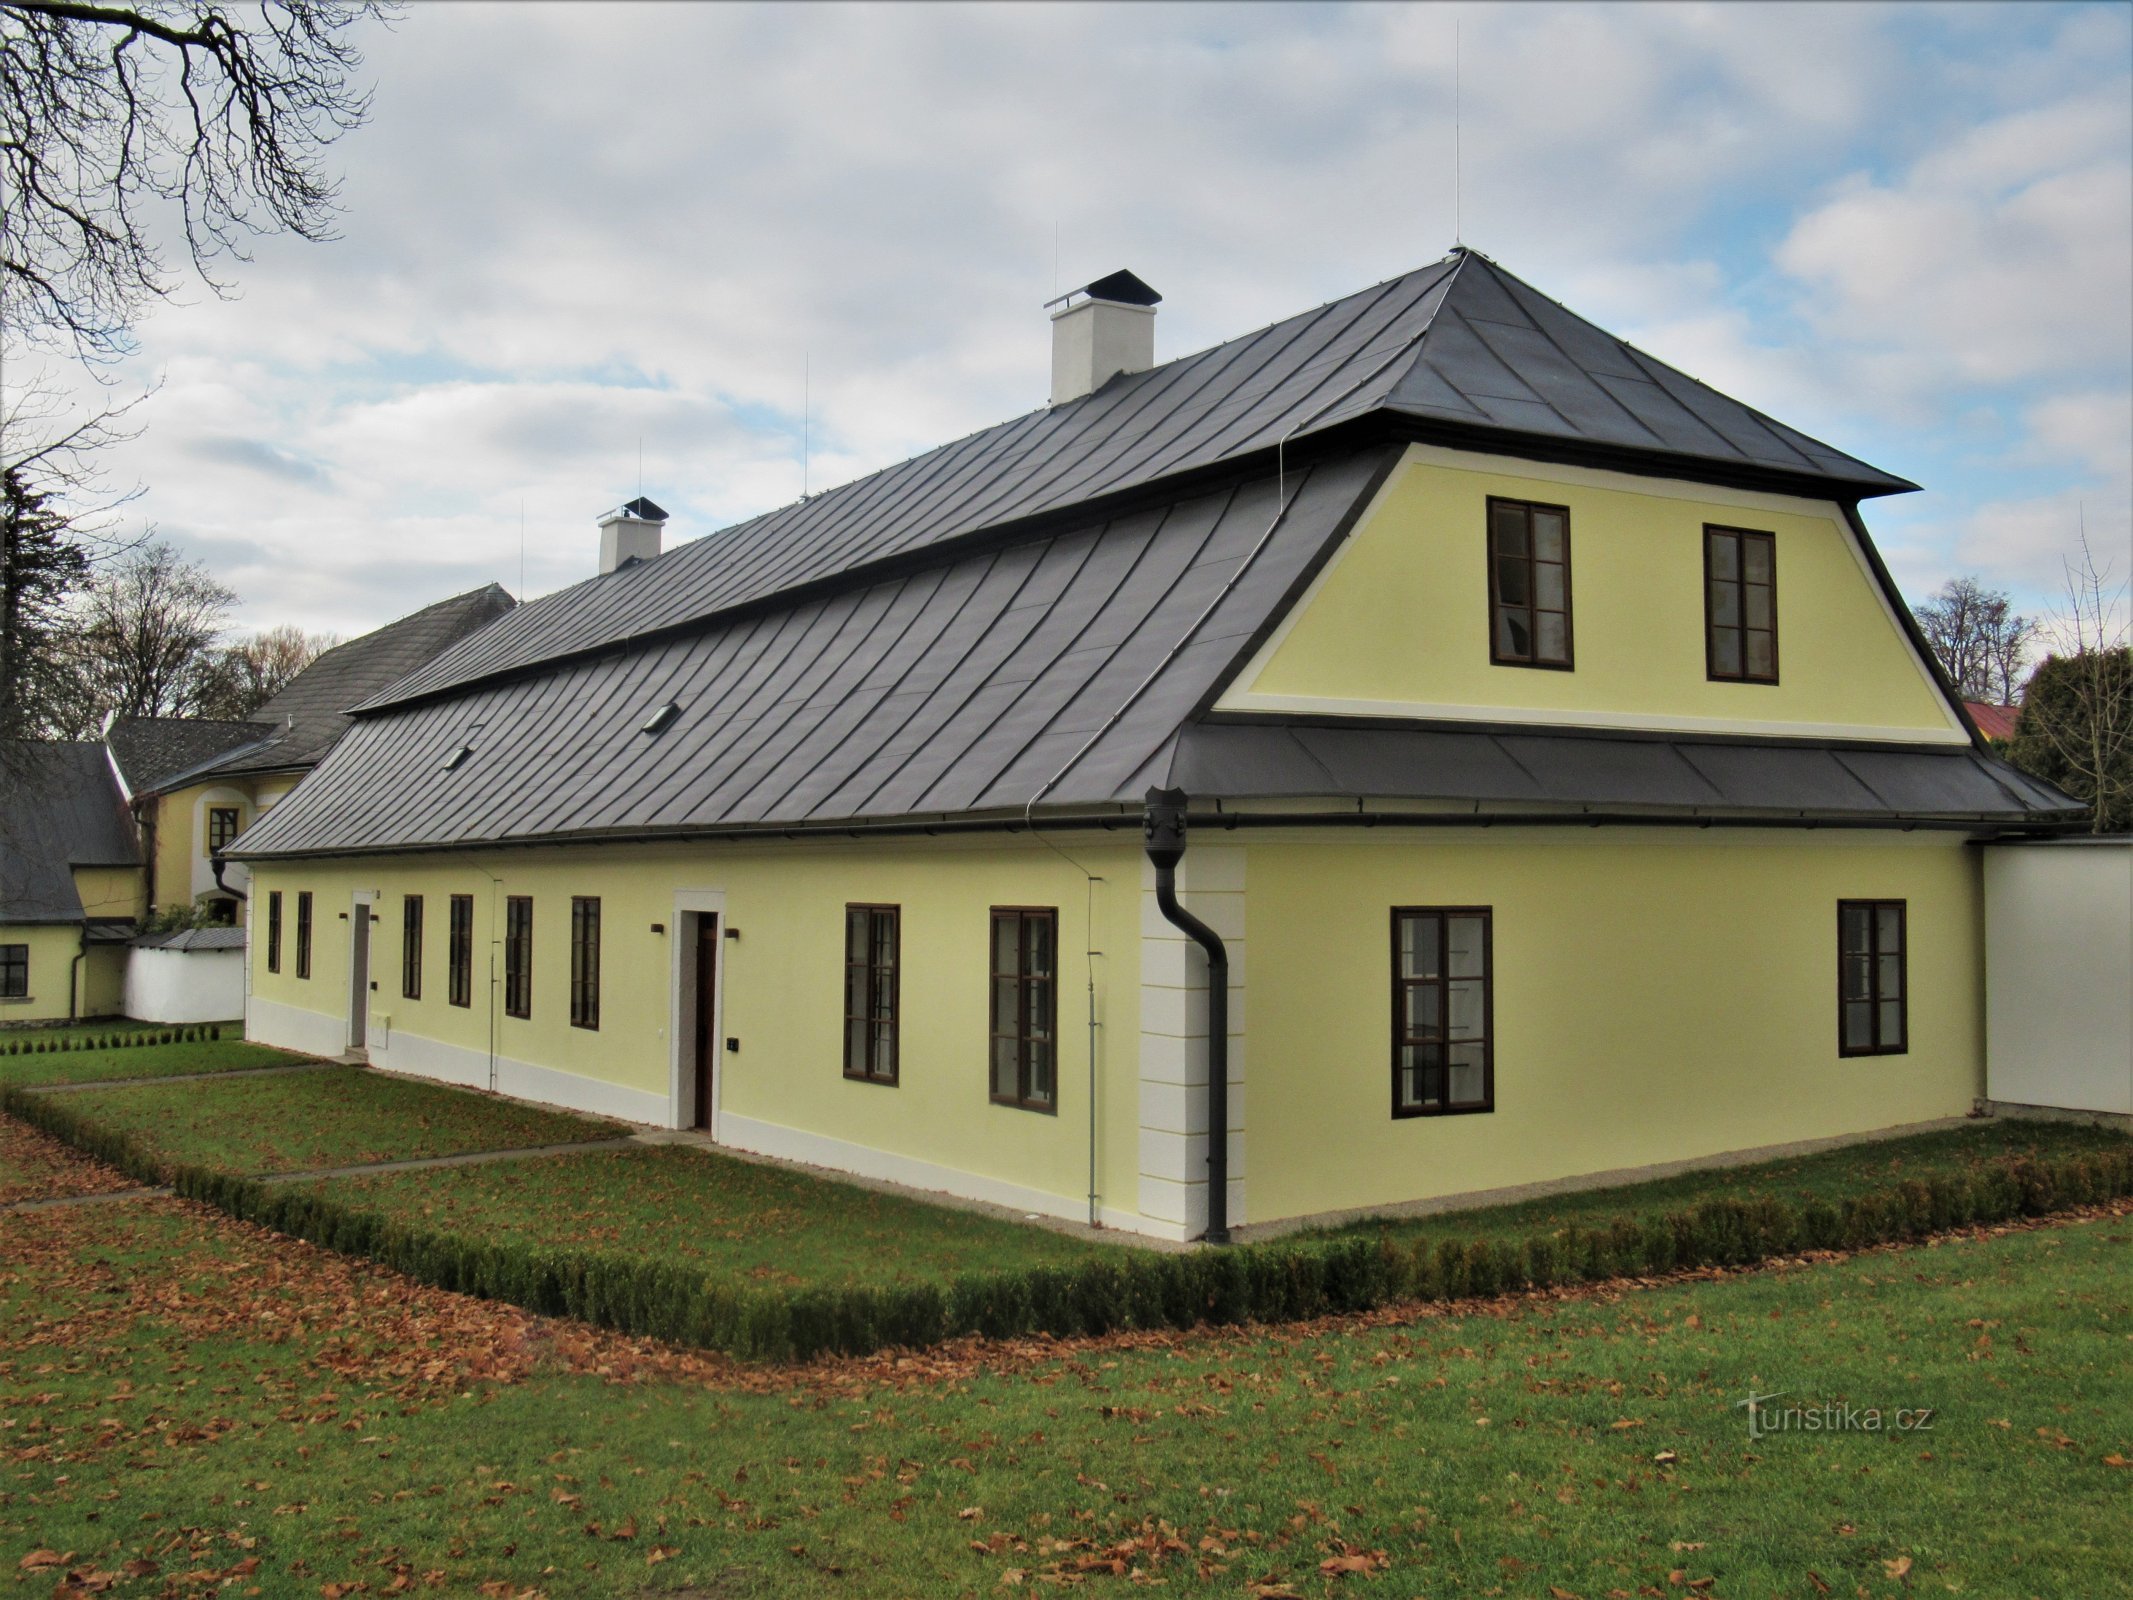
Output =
[
  {"x1": 989, "y1": 1095, "x2": 1058, "y2": 1116},
  {"x1": 842, "y1": 1070, "x2": 899, "y2": 1087},
  {"x1": 1393, "y1": 1102, "x2": 1495, "y2": 1119}
]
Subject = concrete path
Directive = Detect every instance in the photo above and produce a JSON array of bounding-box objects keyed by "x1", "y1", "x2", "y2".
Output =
[
  {"x1": 253, "y1": 1134, "x2": 642, "y2": 1184},
  {"x1": 1, "y1": 1184, "x2": 170, "y2": 1214}
]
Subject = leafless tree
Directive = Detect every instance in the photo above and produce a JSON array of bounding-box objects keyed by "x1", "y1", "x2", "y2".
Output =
[
  {"x1": 2009, "y1": 531, "x2": 2132, "y2": 834},
  {"x1": 59, "y1": 537, "x2": 237, "y2": 724},
  {"x1": 191, "y1": 619, "x2": 333, "y2": 717},
  {"x1": 1, "y1": 0, "x2": 386, "y2": 364},
  {"x1": 1914, "y1": 575, "x2": 2040, "y2": 706}
]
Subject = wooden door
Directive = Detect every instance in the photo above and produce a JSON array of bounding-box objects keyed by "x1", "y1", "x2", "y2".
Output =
[{"x1": 692, "y1": 915, "x2": 718, "y2": 1131}]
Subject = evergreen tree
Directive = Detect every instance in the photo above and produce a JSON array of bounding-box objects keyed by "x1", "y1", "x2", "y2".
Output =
[{"x1": 0, "y1": 466, "x2": 91, "y2": 739}]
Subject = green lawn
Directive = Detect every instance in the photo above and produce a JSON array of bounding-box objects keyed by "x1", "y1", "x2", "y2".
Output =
[
  {"x1": 309, "y1": 1141, "x2": 1130, "y2": 1290},
  {"x1": 49, "y1": 1067, "x2": 624, "y2": 1176},
  {"x1": 1, "y1": 1181, "x2": 2125, "y2": 1597},
  {"x1": 0, "y1": 1037, "x2": 309, "y2": 1089},
  {"x1": 1318, "y1": 1117, "x2": 2133, "y2": 1250}
]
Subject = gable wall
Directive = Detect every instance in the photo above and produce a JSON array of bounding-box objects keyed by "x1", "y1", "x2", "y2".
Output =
[{"x1": 1220, "y1": 445, "x2": 1964, "y2": 744}]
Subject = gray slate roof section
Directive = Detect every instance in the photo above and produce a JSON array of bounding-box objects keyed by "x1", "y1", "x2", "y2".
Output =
[
  {"x1": 1, "y1": 742, "x2": 142, "y2": 922},
  {"x1": 131, "y1": 925, "x2": 246, "y2": 950},
  {"x1": 200, "y1": 584, "x2": 517, "y2": 780},
  {"x1": 369, "y1": 252, "x2": 1913, "y2": 713},
  {"x1": 229, "y1": 452, "x2": 1395, "y2": 857},
  {"x1": 1163, "y1": 723, "x2": 2080, "y2": 822},
  {"x1": 106, "y1": 718, "x2": 270, "y2": 794}
]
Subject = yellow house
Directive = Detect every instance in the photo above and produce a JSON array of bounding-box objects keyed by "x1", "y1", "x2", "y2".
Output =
[
  {"x1": 108, "y1": 585, "x2": 516, "y2": 927},
  {"x1": 229, "y1": 253, "x2": 2079, "y2": 1241},
  {"x1": 0, "y1": 742, "x2": 146, "y2": 1023}
]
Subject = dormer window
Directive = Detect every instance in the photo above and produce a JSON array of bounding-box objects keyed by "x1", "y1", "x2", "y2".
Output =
[
  {"x1": 1705, "y1": 526, "x2": 1778, "y2": 683},
  {"x1": 1487, "y1": 498, "x2": 1574, "y2": 669}
]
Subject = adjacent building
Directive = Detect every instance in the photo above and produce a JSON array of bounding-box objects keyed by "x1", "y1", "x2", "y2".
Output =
[
  {"x1": 0, "y1": 743, "x2": 146, "y2": 1022},
  {"x1": 229, "y1": 250, "x2": 2080, "y2": 1239}
]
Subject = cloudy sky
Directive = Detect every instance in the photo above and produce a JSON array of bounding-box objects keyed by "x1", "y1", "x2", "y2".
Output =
[{"x1": 33, "y1": 0, "x2": 2133, "y2": 642}]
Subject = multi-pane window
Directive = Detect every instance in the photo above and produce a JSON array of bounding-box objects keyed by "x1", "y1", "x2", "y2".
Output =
[
  {"x1": 401, "y1": 895, "x2": 423, "y2": 1000},
  {"x1": 448, "y1": 894, "x2": 474, "y2": 1008},
  {"x1": 504, "y1": 895, "x2": 532, "y2": 1019},
  {"x1": 569, "y1": 896, "x2": 601, "y2": 1031},
  {"x1": 266, "y1": 890, "x2": 283, "y2": 974},
  {"x1": 989, "y1": 908, "x2": 1057, "y2": 1113},
  {"x1": 0, "y1": 944, "x2": 27, "y2": 1000},
  {"x1": 1839, "y1": 900, "x2": 1907, "y2": 1056},
  {"x1": 1488, "y1": 498, "x2": 1573, "y2": 668},
  {"x1": 206, "y1": 805, "x2": 241, "y2": 853},
  {"x1": 295, "y1": 891, "x2": 313, "y2": 980},
  {"x1": 1706, "y1": 526, "x2": 1778, "y2": 683},
  {"x1": 843, "y1": 905, "x2": 900, "y2": 1083},
  {"x1": 1392, "y1": 908, "x2": 1493, "y2": 1116}
]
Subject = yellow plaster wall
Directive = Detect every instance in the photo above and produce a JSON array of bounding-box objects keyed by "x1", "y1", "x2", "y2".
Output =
[
  {"x1": 248, "y1": 837, "x2": 1145, "y2": 1219},
  {"x1": 1223, "y1": 446, "x2": 1964, "y2": 742},
  {"x1": 72, "y1": 865, "x2": 147, "y2": 921},
  {"x1": 149, "y1": 778, "x2": 283, "y2": 925},
  {"x1": 1245, "y1": 829, "x2": 1984, "y2": 1224},
  {"x1": 0, "y1": 925, "x2": 97, "y2": 1023}
]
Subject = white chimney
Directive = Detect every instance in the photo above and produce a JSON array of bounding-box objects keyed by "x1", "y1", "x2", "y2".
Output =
[
  {"x1": 1047, "y1": 269, "x2": 1161, "y2": 406},
  {"x1": 597, "y1": 495, "x2": 668, "y2": 575}
]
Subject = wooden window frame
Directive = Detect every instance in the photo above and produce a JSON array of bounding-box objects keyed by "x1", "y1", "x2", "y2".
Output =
[
  {"x1": 842, "y1": 903, "x2": 900, "y2": 1084},
  {"x1": 401, "y1": 894, "x2": 423, "y2": 1001},
  {"x1": 448, "y1": 893, "x2": 474, "y2": 1009},
  {"x1": 988, "y1": 907, "x2": 1058, "y2": 1115},
  {"x1": 295, "y1": 891, "x2": 312, "y2": 981},
  {"x1": 1838, "y1": 899, "x2": 1908, "y2": 1057},
  {"x1": 266, "y1": 890, "x2": 282, "y2": 975},
  {"x1": 504, "y1": 895, "x2": 532, "y2": 1020},
  {"x1": 205, "y1": 805, "x2": 241, "y2": 854},
  {"x1": 569, "y1": 895, "x2": 601, "y2": 1031},
  {"x1": 1486, "y1": 496, "x2": 1575, "y2": 670},
  {"x1": 1704, "y1": 525, "x2": 1779, "y2": 684},
  {"x1": 0, "y1": 943, "x2": 27, "y2": 1000},
  {"x1": 1390, "y1": 907, "x2": 1495, "y2": 1118}
]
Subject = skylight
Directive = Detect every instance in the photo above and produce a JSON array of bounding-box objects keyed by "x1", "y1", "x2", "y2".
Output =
[{"x1": 641, "y1": 701, "x2": 681, "y2": 736}]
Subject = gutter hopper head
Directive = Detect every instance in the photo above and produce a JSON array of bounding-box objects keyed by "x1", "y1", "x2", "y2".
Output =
[
  {"x1": 1142, "y1": 785, "x2": 1189, "y2": 870},
  {"x1": 1047, "y1": 269, "x2": 1161, "y2": 406}
]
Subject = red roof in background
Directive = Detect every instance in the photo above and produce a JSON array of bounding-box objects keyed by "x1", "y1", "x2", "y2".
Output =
[{"x1": 1965, "y1": 701, "x2": 2020, "y2": 741}]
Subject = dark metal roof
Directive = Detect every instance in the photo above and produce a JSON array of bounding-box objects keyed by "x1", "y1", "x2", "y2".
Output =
[
  {"x1": 107, "y1": 717, "x2": 270, "y2": 794},
  {"x1": 194, "y1": 584, "x2": 518, "y2": 781},
  {"x1": 229, "y1": 451, "x2": 1397, "y2": 857},
  {"x1": 368, "y1": 252, "x2": 1915, "y2": 715},
  {"x1": 1, "y1": 742, "x2": 142, "y2": 922},
  {"x1": 1163, "y1": 722, "x2": 2081, "y2": 824},
  {"x1": 131, "y1": 925, "x2": 246, "y2": 950}
]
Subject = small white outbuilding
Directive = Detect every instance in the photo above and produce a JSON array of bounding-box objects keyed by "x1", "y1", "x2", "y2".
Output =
[
  {"x1": 124, "y1": 927, "x2": 247, "y2": 1026},
  {"x1": 1983, "y1": 836, "x2": 2133, "y2": 1118}
]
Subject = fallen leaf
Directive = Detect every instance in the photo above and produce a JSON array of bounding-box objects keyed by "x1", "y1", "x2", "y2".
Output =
[
  {"x1": 645, "y1": 1545, "x2": 679, "y2": 1566},
  {"x1": 1652, "y1": 1449, "x2": 1679, "y2": 1465},
  {"x1": 17, "y1": 1551, "x2": 65, "y2": 1571},
  {"x1": 2103, "y1": 1453, "x2": 2130, "y2": 1468},
  {"x1": 1807, "y1": 1573, "x2": 1832, "y2": 1595},
  {"x1": 1884, "y1": 1555, "x2": 1913, "y2": 1580},
  {"x1": 957, "y1": 1506, "x2": 984, "y2": 1521}
]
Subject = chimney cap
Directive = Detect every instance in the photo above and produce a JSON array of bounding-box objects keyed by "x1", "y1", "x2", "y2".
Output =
[
  {"x1": 612, "y1": 495, "x2": 669, "y2": 522},
  {"x1": 1044, "y1": 268, "x2": 1162, "y2": 312}
]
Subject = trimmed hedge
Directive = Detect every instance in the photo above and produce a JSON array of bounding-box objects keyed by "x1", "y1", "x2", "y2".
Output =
[
  {"x1": 0, "y1": 1023, "x2": 223, "y2": 1056},
  {"x1": 4, "y1": 1079, "x2": 2127, "y2": 1363}
]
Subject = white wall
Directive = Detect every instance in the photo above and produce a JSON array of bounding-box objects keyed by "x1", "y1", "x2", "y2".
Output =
[
  {"x1": 1984, "y1": 838, "x2": 2133, "y2": 1115},
  {"x1": 124, "y1": 946, "x2": 247, "y2": 1024}
]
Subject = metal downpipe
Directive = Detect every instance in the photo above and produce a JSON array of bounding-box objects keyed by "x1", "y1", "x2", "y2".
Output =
[{"x1": 1143, "y1": 786, "x2": 1230, "y2": 1246}]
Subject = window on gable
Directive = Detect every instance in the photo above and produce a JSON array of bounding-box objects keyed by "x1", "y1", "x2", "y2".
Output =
[
  {"x1": 0, "y1": 944, "x2": 27, "y2": 1000},
  {"x1": 504, "y1": 896, "x2": 532, "y2": 1019},
  {"x1": 989, "y1": 908, "x2": 1056, "y2": 1113},
  {"x1": 570, "y1": 896, "x2": 601, "y2": 1030},
  {"x1": 206, "y1": 805, "x2": 241, "y2": 854},
  {"x1": 843, "y1": 905, "x2": 899, "y2": 1084},
  {"x1": 402, "y1": 895, "x2": 423, "y2": 1001},
  {"x1": 1392, "y1": 908, "x2": 1493, "y2": 1116},
  {"x1": 448, "y1": 894, "x2": 473, "y2": 1008},
  {"x1": 1706, "y1": 526, "x2": 1778, "y2": 683},
  {"x1": 1839, "y1": 900, "x2": 1906, "y2": 1056},
  {"x1": 1488, "y1": 498, "x2": 1573, "y2": 668}
]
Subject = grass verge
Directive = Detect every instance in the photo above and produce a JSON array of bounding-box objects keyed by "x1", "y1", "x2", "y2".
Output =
[
  {"x1": 309, "y1": 1142, "x2": 1120, "y2": 1289},
  {"x1": 1, "y1": 1189, "x2": 2127, "y2": 1596},
  {"x1": 14, "y1": 1066, "x2": 621, "y2": 1175},
  {"x1": 0, "y1": 1117, "x2": 138, "y2": 1206},
  {"x1": 0, "y1": 1037, "x2": 307, "y2": 1089},
  {"x1": 9, "y1": 1057, "x2": 2129, "y2": 1361}
]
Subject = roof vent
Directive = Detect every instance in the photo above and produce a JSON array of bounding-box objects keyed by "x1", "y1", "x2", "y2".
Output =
[
  {"x1": 1046, "y1": 269, "x2": 1160, "y2": 407},
  {"x1": 598, "y1": 495, "x2": 669, "y2": 576}
]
